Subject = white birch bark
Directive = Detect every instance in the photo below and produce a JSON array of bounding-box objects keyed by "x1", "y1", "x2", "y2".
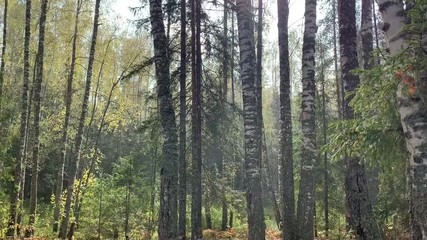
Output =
[{"x1": 378, "y1": 1, "x2": 427, "y2": 237}]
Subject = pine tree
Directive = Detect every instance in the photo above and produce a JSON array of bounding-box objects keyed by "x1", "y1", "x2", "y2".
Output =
[
  {"x1": 190, "y1": 0, "x2": 203, "y2": 238},
  {"x1": 178, "y1": 0, "x2": 187, "y2": 237},
  {"x1": 149, "y1": 0, "x2": 180, "y2": 237},
  {"x1": 277, "y1": 0, "x2": 295, "y2": 238}
]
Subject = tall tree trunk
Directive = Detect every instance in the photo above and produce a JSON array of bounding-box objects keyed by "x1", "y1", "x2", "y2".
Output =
[
  {"x1": 361, "y1": 0, "x2": 380, "y2": 210},
  {"x1": 148, "y1": 140, "x2": 158, "y2": 239},
  {"x1": 223, "y1": 1, "x2": 228, "y2": 100},
  {"x1": 277, "y1": 0, "x2": 295, "y2": 239},
  {"x1": 58, "y1": 0, "x2": 101, "y2": 238},
  {"x1": 0, "y1": 0, "x2": 7, "y2": 109},
  {"x1": 371, "y1": 0, "x2": 381, "y2": 65},
  {"x1": 231, "y1": 9, "x2": 235, "y2": 105},
  {"x1": 236, "y1": 0, "x2": 265, "y2": 238},
  {"x1": 53, "y1": 0, "x2": 81, "y2": 233},
  {"x1": 262, "y1": 133, "x2": 282, "y2": 229},
  {"x1": 27, "y1": 0, "x2": 48, "y2": 236},
  {"x1": 319, "y1": 43, "x2": 329, "y2": 238},
  {"x1": 296, "y1": 1, "x2": 317, "y2": 239},
  {"x1": 124, "y1": 162, "x2": 132, "y2": 239},
  {"x1": 6, "y1": 0, "x2": 30, "y2": 237},
  {"x1": 149, "y1": 0, "x2": 179, "y2": 237},
  {"x1": 332, "y1": 0, "x2": 341, "y2": 118},
  {"x1": 178, "y1": 0, "x2": 187, "y2": 238},
  {"x1": 338, "y1": 1, "x2": 381, "y2": 239},
  {"x1": 204, "y1": 196, "x2": 212, "y2": 230},
  {"x1": 191, "y1": 0, "x2": 202, "y2": 238},
  {"x1": 378, "y1": 0, "x2": 427, "y2": 237},
  {"x1": 361, "y1": 0, "x2": 373, "y2": 71},
  {"x1": 220, "y1": 0, "x2": 229, "y2": 232}
]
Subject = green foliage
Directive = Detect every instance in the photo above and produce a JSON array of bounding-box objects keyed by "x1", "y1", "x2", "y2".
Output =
[{"x1": 325, "y1": 61, "x2": 405, "y2": 164}]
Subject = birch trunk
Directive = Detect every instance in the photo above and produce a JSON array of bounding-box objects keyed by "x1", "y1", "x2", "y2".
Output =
[
  {"x1": 378, "y1": 0, "x2": 427, "y2": 237},
  {"x1": 0, "y1": 0, "x2": 7, "y2": 109},
  {"x1": 236, "y1": 0, "x2": 265, "y2": 238},
  {"x1": 53, "y1": 0, "x2": 81, "y2": 233},
  {"x1": 58, "y1": 0, "x2": 101, "y2": 238},
  {"x1": 296, "y1": 1, "x2": 317, "y2": 239},
  {"x1": 6, "y1": 0, "x2": 30, "y2": 237},
  {"x1": 277, "y1": 0, "x2": 295, "y2": 238},
  {"x1": 149, "y1": 0, "x2": 179, "y2": 237},
  {"x1": 27, "y1": 0, "x2": 48, "y2": 236},
  {"x1": 361, "y1": 0, "x2": 373, "y2": 70}
]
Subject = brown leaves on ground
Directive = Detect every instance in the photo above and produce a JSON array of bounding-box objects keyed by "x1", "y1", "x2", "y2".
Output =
[{"x1": 203, "y1": 228, "x2": 282, "y2": 239}]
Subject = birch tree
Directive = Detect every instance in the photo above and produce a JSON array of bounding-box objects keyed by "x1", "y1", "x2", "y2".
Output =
[
  {"x1": 378, "y1": 0, "x2": 427, "y2": 237},
  {"x1": 27, "y1": 0, "x2": 48, "y2": 236},
  {"x1": 296, "y1": 0, "x2": 317, "y2": 239},
  {"x1": 59, "y1": 0, "x2": 101, "y2": 238},
  {"x1": 6, "y1": 0, "x2": 31, "y2": 237},
  {"x1": 53, "y1": 0, "x2": 82, "y2": 233},
  {"x1": 0, "y1": 0, "x2": 7, "y2": 109},
  {"x1": 236, "y1": 0, "x2": 265, "y2": 238}
]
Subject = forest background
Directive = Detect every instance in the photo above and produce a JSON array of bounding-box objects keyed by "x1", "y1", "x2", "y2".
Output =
[{"x1": 0, "y1": 0, "x2": 426, "y2": 239}]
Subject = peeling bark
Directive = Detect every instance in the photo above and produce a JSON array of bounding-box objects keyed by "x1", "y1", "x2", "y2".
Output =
[
  {"x1": 377, "y1": 0, "x2": 427, "y2": 237},
  {"x1": 236, "y1": 0, "x2": 265, "y2": 238},
  {"x1": 296, "y1": 0, "x2": 317, "y2": 239}
]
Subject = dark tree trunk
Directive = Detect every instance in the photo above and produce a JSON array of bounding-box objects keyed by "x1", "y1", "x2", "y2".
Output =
[
  {"x1": 27, "y1": 0, "x2": 48, "y2": 236},
  {"x1": 296, "y1": 0, "x2": 317, "y2": 239},
  {"x1": 220, "y1": 0, "x2": 229, "y2": 232},
  {"x1": 236, "y1": 0, "x2": 265, "y2": 238},
  {"x1": 6, "y1": 0, "x2": 30, "y2": 237},
  {"x1": 320, "y1": 45, "x2": 329, "y2": 237},
  {"x1": 178, "y1": 0, "x2": 187, "y2": 238},
  {"x1": 223, "y1": 0, "x2": 228, "y2": 100},
  {"x1": 149, "y1": 0, "x2": 179, "y2": 238},
  {"x1": 190, "y1": 0, "x2": 202, "y2": 238},
  {"x1": 58, "y1": 0, "x2": 101, "y2": 238},
  {"x1": 338, "y1": 1, "x2": 381, "y2": 239},
  {"x1": 277, "y1": 0, "x2": 295, "y2": 239},
  {"x1": 53, "y1": 0, "x2": 81, "y2": 233},
  {"x1": 205, "y1": 198, "x2": 212, "y2": 230},
  {"x1": 0, "y1": 0, "x2": 7, "y2": 109},
  {"x1": 262, "y1": 133, "x2": 282, "y2": 229}
]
